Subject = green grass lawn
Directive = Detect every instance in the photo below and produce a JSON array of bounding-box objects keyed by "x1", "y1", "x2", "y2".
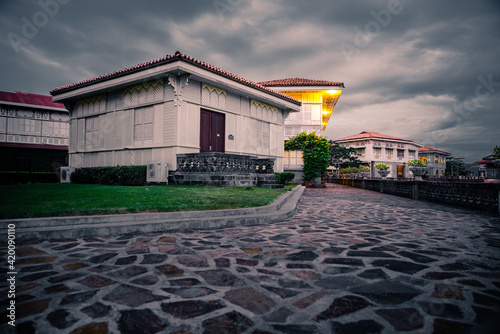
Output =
[{"x1": 0, "y1": 183, "x2": 287, "y2": 219}]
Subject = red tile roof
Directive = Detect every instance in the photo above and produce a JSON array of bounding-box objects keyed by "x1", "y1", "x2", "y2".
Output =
[
  {"x1": 333, "y1": 131, "x2": 414, "y2": 143},
  {"x1": 259, "y1": 78, "x2": 344, "y2": 88},
  {"x1": 51, "y1": 51, "x2": 301, "y2": 105},
  {"x1": 418, "y1": 145, "x2": 451, "y2": 155},
  {"x1": 0, "y1": 91, "x2": 65, "y2": 109}
]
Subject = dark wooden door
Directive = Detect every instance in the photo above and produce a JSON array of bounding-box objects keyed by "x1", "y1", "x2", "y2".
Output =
[{"x1": 200, "y1": 109, "x2": 225, "y2": 153}]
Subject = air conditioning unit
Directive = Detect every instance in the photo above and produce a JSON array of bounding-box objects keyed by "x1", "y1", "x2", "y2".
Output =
[
  {"x1": 60, "y1": 167, "x2": 75, "y2": 183},
  {"x1": 146, "y1": 162, "x2": 169, "y2": 184}
]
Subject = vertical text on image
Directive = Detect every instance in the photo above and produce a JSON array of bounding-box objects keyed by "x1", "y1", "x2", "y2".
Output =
[{"x1": 7, "y1": 223, "x2": 17, "y2": 327}]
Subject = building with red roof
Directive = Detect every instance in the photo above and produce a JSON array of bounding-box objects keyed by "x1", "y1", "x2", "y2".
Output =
[
  {"x1": 333, "y1": 131, "x2": 422, "y2": 178},
  {"x1": 418, "y1": 145, "x2": 451, "y2": 177},
  {"x1": 51, "y1": 51, "x2": 301, "y2": 184},
  {"x1": 258, "y1": 78, "x2": 344, "y2": 181},
  {"x1": 332, "y1": 131, "x2": 455, "y2": 179},
  {"x1": 475, "y1": 154, "x2": 499, "y2": 179},
  {"x1": 259, "y1": 78, "x2": 344, "y2": 140},
  {"x1": 0, "y1": 91, "x2": 69, "y2": 172}
]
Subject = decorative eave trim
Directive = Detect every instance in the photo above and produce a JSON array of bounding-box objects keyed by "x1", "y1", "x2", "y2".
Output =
[
  {"x1": 202, "y1": 83, "x2": 227, "y2": 96},
  {"x1": 251, "y1": 99, "x2": 278, "y2": 112},
  {"x1": 76, "y1": 94, "x2": 106, "y2": 106},
  {"x1": 124, "y1": 79, "x2": 164, "y2": 94}
]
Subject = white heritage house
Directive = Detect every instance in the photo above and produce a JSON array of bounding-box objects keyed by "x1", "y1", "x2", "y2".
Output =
[
  {"x1": 51, "y1": 51, "x2": 301, "y2": 185},
  {"x1": 333, "y1": 131, "x2": 422, "y2": 179}
]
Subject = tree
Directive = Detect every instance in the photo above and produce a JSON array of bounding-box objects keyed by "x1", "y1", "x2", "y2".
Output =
[
  {"x1": 328, "y1": 141, "x2": 362, "y2": 169},
  {"x1": 285, "y1": 132, "x2": 330, "y2": 181},
  {"x1": 445, "y1": 157, "x2": 468, "y2": 176},
  {"x1": 492, "y1": 145, "x2": 500, "y2": 159}
]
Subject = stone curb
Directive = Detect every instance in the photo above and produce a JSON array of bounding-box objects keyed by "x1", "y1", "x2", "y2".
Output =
[{"x1": 3, "y1": 186, "x2": 305, "y2": 242}]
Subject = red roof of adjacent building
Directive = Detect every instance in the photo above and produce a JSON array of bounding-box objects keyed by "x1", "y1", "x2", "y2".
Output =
[
  {"x1": 259, "y1": 78, "x2": 344, "y2": 88},
  {"x1": 0, "y1": 91, "x2": 65, "y2": 109},
  {"x1": 51, "y1": 51, "x2": 301, "y2": 105},
  {"x1": 418, "y1": 145, "x2": 451, "y2": 155},
  {"x1": 333, "y1": 131, "x2": 414, "y2": 143}
]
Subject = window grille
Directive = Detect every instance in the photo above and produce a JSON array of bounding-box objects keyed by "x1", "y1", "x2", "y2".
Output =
[
  {"x1": 85, "y1": 116, "x2": 99, "y2": 147},
  {"x1": 134, "y1": 107, "x2": 154, "y2": 141}
]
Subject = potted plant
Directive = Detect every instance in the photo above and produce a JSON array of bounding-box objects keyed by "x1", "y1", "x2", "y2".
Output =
[
  {"x1": 358, "y1": 165, "x2": 371, "y2": 178},
  {"x1": 347, "y1": 166, "x2": 358, "y2": 179},
  {"x1": 407, "y1": 159, "x2": 427, "y2": 181},
  {"x1": 339, "y1": 168, "x2": 349, "y2": 179},
  {"x1": 375, "y1": 163, "x2": 390, "y2": 178}
]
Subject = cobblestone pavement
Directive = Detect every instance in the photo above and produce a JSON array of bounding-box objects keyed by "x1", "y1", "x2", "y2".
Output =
[{"x1": 2, "y1": 184, "x2": 500, "y2": 333}]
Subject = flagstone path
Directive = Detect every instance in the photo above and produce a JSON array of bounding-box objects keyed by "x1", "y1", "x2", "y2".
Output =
[{"x1": 1, "y1": 184, "x2": 500, "y2": 333}]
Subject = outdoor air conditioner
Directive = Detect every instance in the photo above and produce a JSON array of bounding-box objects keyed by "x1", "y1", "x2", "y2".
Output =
[
  {"x1": 146, "y1": 162, "x2": 169, "y2": 184},
  {"x1": 60, "y1": 167, "x2": 75, "y2": 183}
]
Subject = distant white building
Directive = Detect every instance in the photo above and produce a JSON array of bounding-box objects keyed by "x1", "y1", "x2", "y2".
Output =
[
  {"x1": 0, "y1": 91, "x2": 69, "y2": 172},
  {"x1": 418, "y1": 145, "x2": 451, "y2": 177},
  {"x1": 333, "y1": 131, "x2": 422, "y2": 178},
  {"x1": 475, "y1": 154, "x2": 500, "y2": 179}
]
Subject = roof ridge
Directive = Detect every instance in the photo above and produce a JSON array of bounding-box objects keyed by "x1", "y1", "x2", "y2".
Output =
[
  {"x1": 417, "y1": 144, "x2": 451, "y2": 154},
  {"x1": 258, "y1": 77, "x2": 344, "y2": 87},
  {"x1": 334, "y1": 131, "x2": 414, "y2": 143}
]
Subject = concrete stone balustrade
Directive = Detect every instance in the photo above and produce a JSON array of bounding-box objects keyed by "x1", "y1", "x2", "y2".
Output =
[
  {"x1": 331, "y1": 178, "x2": 500, "y2": 214},
  {"x1": 175, "y1": 153, "x2": 276, "y2": 186}
]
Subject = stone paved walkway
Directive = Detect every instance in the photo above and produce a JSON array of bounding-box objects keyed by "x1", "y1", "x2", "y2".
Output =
[{"x1": 2, "y1": 184, "x2": 500, "y2": 334}]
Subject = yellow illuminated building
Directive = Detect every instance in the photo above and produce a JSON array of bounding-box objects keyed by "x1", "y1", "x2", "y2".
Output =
[{"x1": 259, "y1": 78, "x2": 344, "y2": 139}]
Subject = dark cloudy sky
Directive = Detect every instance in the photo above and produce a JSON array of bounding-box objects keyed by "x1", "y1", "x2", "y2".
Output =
[{"x1": 1, "y1": 0, "x2": 499, "y2": 162}]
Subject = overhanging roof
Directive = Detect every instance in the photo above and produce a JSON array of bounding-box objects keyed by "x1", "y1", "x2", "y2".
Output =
[
  {"x1": 0, "y1": 91, "x2": 66, "y2": 112},
  {"x1": 51, "y1": 51, "x2": 301, "y2": 110},
  {"x1": 334, "y1": 131, "x2": 417, "y2": 144},
  {"x1": 259, "y1": 78, "x2": 344, "y2": 89}
]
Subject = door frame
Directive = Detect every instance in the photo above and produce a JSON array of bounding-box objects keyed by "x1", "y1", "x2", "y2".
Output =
[{"x1": 200, "y1": 108, "x2": 225, "y2": 153}]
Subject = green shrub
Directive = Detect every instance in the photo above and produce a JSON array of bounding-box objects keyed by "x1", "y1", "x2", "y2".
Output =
[
  {"x1": 407, "y1": 159, "x2": 426, "y2": 167},
  {"x1": 275, "y1": 172, "x2": 295, "y2": 185},
  {"x1": 358, "y1": 165, "x2": 371, "y2": 172},
  {"x1": 375, "y1": 163, "x2": 390, "y2": 170},
  {"x1": 285, "y1": 132, "x2": 330, "y2": 181},
  {"x1": 339, "y1": 167, "x2": 360, "y2": 174},
  {"x1": 71, "y1": 166, "x2": 147, "y2": 186}
]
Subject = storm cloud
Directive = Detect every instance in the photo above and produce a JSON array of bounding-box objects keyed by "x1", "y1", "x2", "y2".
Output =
[{"x1": 1, "y1": 0, "x2": 499, "y2": 162}]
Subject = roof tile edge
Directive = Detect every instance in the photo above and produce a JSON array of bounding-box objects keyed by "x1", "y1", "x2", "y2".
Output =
[{"x1": 50, "y1": 51, "x2": 301, "y2": 105}]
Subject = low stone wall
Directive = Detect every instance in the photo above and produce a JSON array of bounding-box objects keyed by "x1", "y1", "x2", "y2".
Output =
[{"x1": 331, "y1": 178, "x2": 500, "y2": 214}]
